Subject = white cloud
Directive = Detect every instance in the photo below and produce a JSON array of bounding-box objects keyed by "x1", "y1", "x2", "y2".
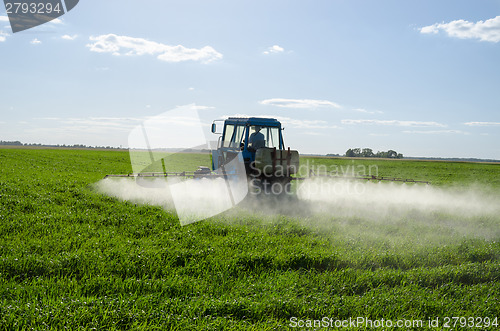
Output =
[
  {"x1": 0, "y1": 30, "x2": 8, "y2": 42},
  {"x1": 420, "y1": 16, "x2": 500, "y2": 43},
  {"x1": 61, "y1": 34, "x2": 78, "y2": 40},
  {"x1": 278, "y1": 116, "x2": 339, "y2": 129},
  {"x1": 263, "y1": 45, "x2": 284, "y2": 55},
  {"x1": 221, "y1": 113, "x2": 339, "y2": 129},
  {"x1": 302, "y1": 131, "x2": 327, "y2": 136},
  {"x1": 192, "y1": 105, "x2": 215, "y2": 110},
  {"x1": 341, "y1": 119, "x2": 446, "y2": 127},
  {"x1": 260, "y1": 98, "x2": 341, "y2": 109},
  {"x1": 403, "y1": 130, "x2": 468, "y2": 135},
  {"x1": 18, "y1": 117, "x2": 138, "y2": 146},
  {"x1": 353, "y1": 108, "x2": 384, "y2": 114},
  {"x1": 0, "y1": 16, "x2": 9, "y2": 22},
  {"x1": 86, "y1": 34, "x2": 223, "y2": 63},
  {"x1": 30, "y1": 38, "x2": 42, "y2": 45},
  {"x1": 38, "y1": 117, "x2": 144, "y2": 131},
  {"x1": 464, "y1": 121, "x2": 500, "y2": 126},
  {"x1": 35, "y1": 104, "x2": 215, "y2": 135},
  {"x1": 51, "y1": 18, "x2": 63, "y2": 24}
]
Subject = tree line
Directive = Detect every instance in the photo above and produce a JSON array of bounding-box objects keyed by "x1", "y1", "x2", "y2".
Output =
[
  {"x1": 0, "y1": 141, "x2": 121, "y2": 149},
  {"x1": 0, "y1": 140, "x2": 23, "y2": 146},
  {"x1": 345, "y1": 148, "x2": 403, "y2": 159}
]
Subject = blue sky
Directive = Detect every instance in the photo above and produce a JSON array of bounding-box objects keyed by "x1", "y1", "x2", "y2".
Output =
[{"x1": 1, "y1": 0, "x2": 500, "y2": 158}]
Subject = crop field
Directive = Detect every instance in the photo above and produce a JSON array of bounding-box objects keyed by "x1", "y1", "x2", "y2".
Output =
[{"x1": 1, "y1": 148, "x2": 499, "y2": 330}]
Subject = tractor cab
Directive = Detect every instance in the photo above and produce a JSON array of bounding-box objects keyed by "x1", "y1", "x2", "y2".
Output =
[{"x1": 211, "y1": 117, "x2": 285, "y2": 171}]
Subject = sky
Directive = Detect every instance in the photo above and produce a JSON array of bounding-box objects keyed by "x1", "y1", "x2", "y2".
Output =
[{"x1": 1, "y1": 0, "x2": 500, "y2": 159}]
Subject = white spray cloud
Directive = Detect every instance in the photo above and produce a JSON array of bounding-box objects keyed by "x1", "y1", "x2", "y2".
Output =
[
  {"x1": 96, "y1": 175, "x2": 247, "y2": 226},
  {"x1": 295, "y1": 179, "x2": 500, "y2": 239},
  {"x1": 297, "y1": 179, "x2": 498, "y2": 216},
  {"x1": 96, "y1": 174, "x2": 500, "y2": 240},
  {"x1": 96, "y1": 177, "x2": 172, "y2": 208}
]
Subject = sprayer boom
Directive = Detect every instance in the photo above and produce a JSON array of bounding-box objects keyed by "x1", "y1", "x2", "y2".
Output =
[
  {"x1": 104, "y1": 170, "x2": 429, "y2": 185},
  {"x1": 104, "y1": 117, "x2": 429, "y2": 186},
  {"x1": 300, "y1": 171, "x2": 429, "y2": 184},
  {"x1": 104, "y1": 167, "x2": 226, "y2": 179}
]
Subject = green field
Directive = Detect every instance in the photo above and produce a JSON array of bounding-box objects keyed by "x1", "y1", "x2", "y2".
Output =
[{"x1": 1, "y1": 148, "x2": 499, "y2": 330}]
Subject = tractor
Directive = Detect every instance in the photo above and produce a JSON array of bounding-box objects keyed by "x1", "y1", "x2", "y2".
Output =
[{"x1": 210, "y1": 117, "x2": 299, "y2": 194}]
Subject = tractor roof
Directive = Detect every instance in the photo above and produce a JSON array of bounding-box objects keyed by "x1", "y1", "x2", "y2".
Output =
[{"x1": 225, "y1": 117, "x2": 281, "y2": 127}]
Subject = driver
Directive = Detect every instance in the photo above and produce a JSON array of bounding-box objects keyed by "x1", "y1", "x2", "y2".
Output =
[{"x1": 248, "y1": 126, "x2": 265, "y2": 150}]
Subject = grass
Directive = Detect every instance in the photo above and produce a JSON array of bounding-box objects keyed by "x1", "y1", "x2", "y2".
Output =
[{"x1": 0, "y1": 148, "x2": 499, "y2": 330}]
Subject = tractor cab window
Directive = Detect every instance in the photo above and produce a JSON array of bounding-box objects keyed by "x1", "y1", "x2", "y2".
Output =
[
  {"x1": 248, "y1": 126, "x2": 280, "y2": 150},
  {"x1": 222, "y1": 124, "x2": 245, "y2": 149},
  {"x1": 267, "y1": 126, "x2": 280, "y2": 149}
]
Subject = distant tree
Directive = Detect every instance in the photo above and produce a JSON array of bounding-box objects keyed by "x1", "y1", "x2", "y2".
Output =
[
  {"x1": 345, "y1": 149, "x2": 355, "y2": 157},
  {"x1": 362, "y1": 148, "x2": 374, "y2": 157},
  {"x1": 345, "y1": 148, "x2": 403, "y2": 159},
  {"x1": 0, "y1": 140, "x2": 22, "y2": 146},
  {"x1": 352, "y1": 148, "x2": 361, "y2": 157},
  {"x1": 387, "y1": 150, "x2": 397, "y2": 158}
]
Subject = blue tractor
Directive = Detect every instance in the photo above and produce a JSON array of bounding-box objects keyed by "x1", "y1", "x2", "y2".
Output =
[{"x1": 211, "y1": 117, "x2": 300, "y2": 193}]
